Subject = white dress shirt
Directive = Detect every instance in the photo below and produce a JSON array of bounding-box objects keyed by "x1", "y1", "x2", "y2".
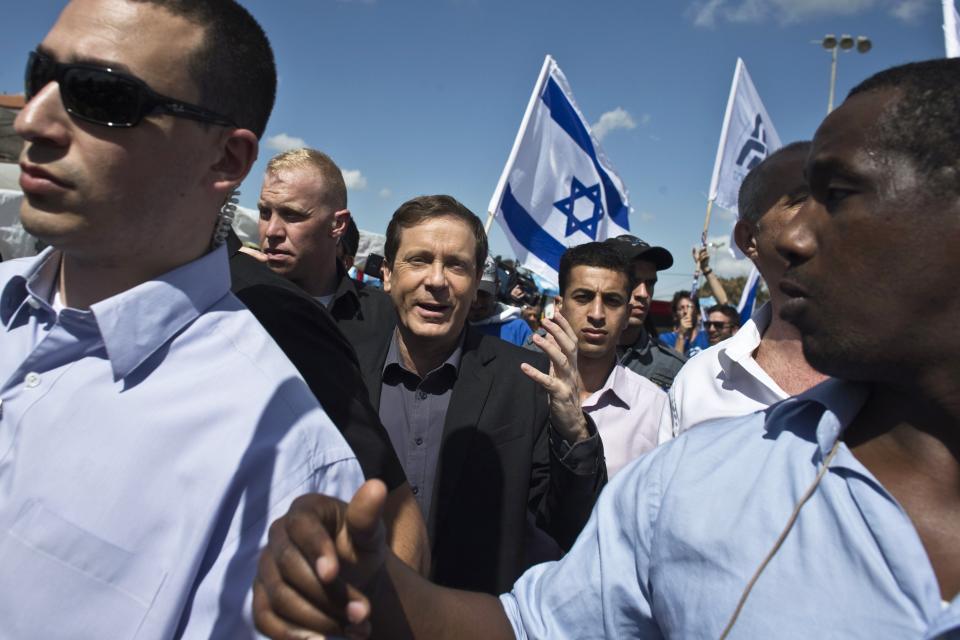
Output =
[
  {"x1": 669, "y1": 303, "x2": 788, "y2": 435},
  {"x1": 582, "y1": 363, "x2": 671, "y2": 478}
]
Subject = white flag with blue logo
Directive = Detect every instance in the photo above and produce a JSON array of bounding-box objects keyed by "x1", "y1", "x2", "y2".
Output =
[
  {"x1": 707, "y1": 58, "x2": 781, "y2": 259},
  {"x1": 488, "y1": 55, "x2": 631, "y2": 286},
  {"x1": 945, "y1": 0, "x2": 960, "y2": 58}
]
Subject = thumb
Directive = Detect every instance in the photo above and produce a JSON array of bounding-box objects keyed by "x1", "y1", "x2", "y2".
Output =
[{"x1": 345, "y1": 479, "x2": 388, "y2": 553}]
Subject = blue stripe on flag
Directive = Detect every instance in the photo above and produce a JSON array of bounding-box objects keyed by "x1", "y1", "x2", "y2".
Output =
[
  {"x1": 501, "y1": 183, "x2": 567, "y2": 272},
  {"x1": 542, "y1": 77, "x2": 630, "y2": 230},
  {"x1": 738, "y1": 273, "x2": 761, "y2": 325}
]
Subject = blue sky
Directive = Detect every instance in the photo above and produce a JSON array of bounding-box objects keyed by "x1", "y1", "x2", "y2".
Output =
[{"x1": 0, "y1": 0, "x2": 949, "y2": 297}]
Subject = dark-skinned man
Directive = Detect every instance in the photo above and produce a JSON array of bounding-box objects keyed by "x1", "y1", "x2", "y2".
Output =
[
  {"x1": 253, "y1": 58, "x2": 960, "y2": 639},
  {"x1": 670, "y1": 142, "x2": 829, "y2": 434}
]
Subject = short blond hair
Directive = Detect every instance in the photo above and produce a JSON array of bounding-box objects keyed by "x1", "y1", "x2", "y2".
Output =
[{"x1": 266, "y1": 148, "x2": 347, "y2": 211}]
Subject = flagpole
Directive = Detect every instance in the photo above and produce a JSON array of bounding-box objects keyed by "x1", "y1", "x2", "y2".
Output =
[
  {"x1": 485, "y1": 55, "x2": 555, "y2": 234},
  {"x1": 690, "y1": 198, "x2": 714, "y2": 297}
]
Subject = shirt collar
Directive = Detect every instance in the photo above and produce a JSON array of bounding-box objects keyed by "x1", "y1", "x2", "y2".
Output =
[
  {"x1": 1, "y1": 248, "x2": 65, "y2": 328},
  {"x1": 88, "y1": 245, "x2": 232, "y2": 381},
  {"x1": 332, "y1": 260, "x2": 360, "y2": 305},
  {"x1": 718, "y1": 301, "x2": 771, "y2": 365},
  {"x1": 629, "y1": 327, "x2": 652, "y2": 357},
  {"x1": 582, "y1": 362, "x2": 632, "y2": 410},
  {"x1": 384, "y1": 328, "x2": 465, "y2": 377},
  {"x1": 766, "y1": 377, "x2": 870, "y2": 459}
]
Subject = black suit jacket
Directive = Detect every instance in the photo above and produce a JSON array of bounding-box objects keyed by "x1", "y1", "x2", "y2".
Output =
[
  {"x1": 227, "y1": 232, "x2": 406, "y2": 490},
  {"x1": 356, "y1": 316, "x2": 606, "y2": 593}
]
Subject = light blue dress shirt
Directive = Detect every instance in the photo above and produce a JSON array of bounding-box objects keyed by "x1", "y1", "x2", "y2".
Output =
[
  {"x1": 501, "y1": 379, "x2": 960, "y2": 639},
  {"x1": 0, "y1": 247, "x2": 364, "y2": 639}
]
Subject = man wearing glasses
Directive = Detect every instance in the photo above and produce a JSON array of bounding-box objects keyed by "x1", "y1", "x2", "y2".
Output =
[
  {"x1": 703, "y1": 303, "x2": 740, "y2": 346},
  {"x1": 0, "y1": 0, "x2": 363, "y2": 637}
]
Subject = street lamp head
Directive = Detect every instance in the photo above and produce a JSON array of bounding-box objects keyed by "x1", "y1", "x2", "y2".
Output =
[
  {"x1": 822, "y1": 34, "x2": 837, "y2": 49},
  {"x1": 856, "y1": 36, "x2": 872, "y2": 53},
  {"x1": 839, "y1": 34, "x2": 855, "y2": 50}
]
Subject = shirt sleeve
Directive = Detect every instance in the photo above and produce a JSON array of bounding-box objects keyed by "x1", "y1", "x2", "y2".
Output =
[
  {"x1": 501, "y1": 445, "x2": 676, "y2": 640},
  {"x1": 178, "y1": 422, "x2": 364, "y2": 639}
]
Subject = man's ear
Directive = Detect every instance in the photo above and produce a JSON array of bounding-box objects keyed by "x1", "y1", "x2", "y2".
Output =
[
  {"x1": 380, "y1": 262, "x2": 393, "y2": 293},
  {"x1": 210, "y1": 128, "x2": 259, "y2": 196},
  {"x1": 734, "y1": 220, "x2": 760, "y2": 262},
  {"x1": 331, "y1": 209, "x2": 350, "y2": 239}
]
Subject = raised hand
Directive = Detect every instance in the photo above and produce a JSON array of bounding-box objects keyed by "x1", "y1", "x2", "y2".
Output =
[
  {"x1": 253, "y1": 480, "x2": 390, "y2": 640},
  {"x1": 521, "y1": 313, "x2": 590, "y2": 443}
]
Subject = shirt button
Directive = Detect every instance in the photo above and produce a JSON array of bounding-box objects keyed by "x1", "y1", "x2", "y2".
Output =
[
  {"x1": 415, "y1": 437, "x2": 423, "y2": 446},
  {"x1": 24, "y1": 372, "x2": 41, "y2": 388},
  {"x1": 417, "y1": 390, "x2": 427, "y2": 400},
  {"x1": 411, "y1": 486, "x2": 420, "y2": 495}
]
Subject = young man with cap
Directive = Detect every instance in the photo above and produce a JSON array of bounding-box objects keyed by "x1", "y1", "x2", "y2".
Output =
[
  {"x1": 604, "y1": 234, "x2": 687, "y2": 389},
  {"x1": 468, "y1": 256, "x2": 533, "y2": 347}
]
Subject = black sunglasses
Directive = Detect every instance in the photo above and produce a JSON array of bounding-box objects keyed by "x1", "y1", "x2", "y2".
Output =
[
  {"x1": 25, "y1": 50, "x2": 236, "y2": 128},
  {"x1": 704, "y1": 321, "x2": 733, "y2": 330}
]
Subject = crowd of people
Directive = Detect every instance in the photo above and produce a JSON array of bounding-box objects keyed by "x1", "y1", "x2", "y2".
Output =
[{"x1": 2, "y1": 0, "x2": 958, "y2": 638}]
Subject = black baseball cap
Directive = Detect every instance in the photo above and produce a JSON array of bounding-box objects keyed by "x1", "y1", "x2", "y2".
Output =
[{"x1": 604, "y1": 234, "x2": 673, "y2": 270}]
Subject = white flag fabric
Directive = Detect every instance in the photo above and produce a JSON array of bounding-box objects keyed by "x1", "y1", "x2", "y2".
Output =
[
  {"x1": 945, "y1": 0, "x2": 960, "y2": 58},
  {"x1": 488, "y1": 55, "x2": 631, "y2": 286},
  {"x1": 708, "y1": 58, "x2": 782, "y2": 216}
]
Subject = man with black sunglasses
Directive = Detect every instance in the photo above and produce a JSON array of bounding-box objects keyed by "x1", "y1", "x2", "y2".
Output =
[{"x1": 1, "y1": 0, "x2": 364, "y2": 637}]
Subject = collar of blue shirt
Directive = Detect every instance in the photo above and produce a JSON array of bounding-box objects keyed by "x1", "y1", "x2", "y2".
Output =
[{"x1": 0, "y1": 246, "x2": 232, "y2": 381}]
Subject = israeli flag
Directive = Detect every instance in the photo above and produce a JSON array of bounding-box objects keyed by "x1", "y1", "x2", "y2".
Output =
[
  {"x1": 737, "y1": 265, "x2": 762, "y2": 325},
  {"x1": 487, "y1": 55, "x2": 631, "y2": 286},
  {"x1": 707, "y1": 59, "x2": 781, "y2": 260},
  {"x1": 946, "y1": 0, "x2": 960, "y2": 58}
]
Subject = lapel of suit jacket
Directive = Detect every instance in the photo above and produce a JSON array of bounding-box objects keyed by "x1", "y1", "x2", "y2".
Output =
[
  {"x1": 357, "y1": 325, "x2": 393, "y2": 410},
  {"x1": 428, "y1": 328, "x2": 496, "y2": 535}
]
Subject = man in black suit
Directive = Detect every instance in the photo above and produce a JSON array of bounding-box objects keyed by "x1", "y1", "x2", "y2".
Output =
[{"x1": 260, "y1": 194, "x2": 605, "y2": 596}]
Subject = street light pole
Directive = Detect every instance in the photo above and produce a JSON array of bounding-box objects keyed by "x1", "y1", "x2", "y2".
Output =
[
  {"x1": 815, "y1": 34, "x2": 872, "y2": 114},
  {"x1": 827, "y1": 45, "x2": 839, "y2": 113}
]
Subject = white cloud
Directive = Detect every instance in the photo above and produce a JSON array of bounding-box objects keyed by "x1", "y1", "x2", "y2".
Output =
[
  {"x1": 638, "y1": 210, "x2": 656, "y2": 223},
  {"x1": 264, "y1": 133, "x2": 307, "y2": 152},
  {"x1": 342, "y1": 169, "x2": 368, "y2": 190},
  {"x1": 717, "y1": 207, "x2": 738, "y2": 222},
  {"x1": 890, "y1": 0, "x2": 927, "y2": 22},
  {"x1": 379, "y1": 188, "x2": 393, "y2": 199},
  {"x1": 592, "y1": 107, "x2": 638, "y2": 141},
  {"x1": 687, "y1": 0, "x2": 899, "y2": 27}
]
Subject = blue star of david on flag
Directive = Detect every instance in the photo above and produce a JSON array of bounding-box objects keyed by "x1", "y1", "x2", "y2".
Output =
[{"x1": 554, "y1": 177, "x2": 604, "y2": 240}]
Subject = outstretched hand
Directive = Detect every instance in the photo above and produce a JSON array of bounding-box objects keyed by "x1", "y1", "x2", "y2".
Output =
[
  {"x1": 253, "y1": 480, "x2": 390, "y2": 640},
  {"x1": 521, "y1": 313, "x2": 590, "y2": 444}
]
